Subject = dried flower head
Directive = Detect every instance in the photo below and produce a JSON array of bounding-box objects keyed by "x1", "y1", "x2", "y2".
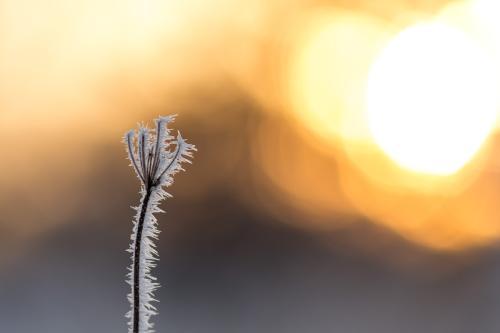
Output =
[
  {"x1": 125, "y1": 115, "x2": 195, "y2": 188},
  {"x1": 123, "y1": 115, "x2": 196, "y2": 333}
]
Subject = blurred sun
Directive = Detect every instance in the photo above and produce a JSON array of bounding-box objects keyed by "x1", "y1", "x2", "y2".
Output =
[{"x1": 366, "y1": 22, "x2": 498, "y2": 175}]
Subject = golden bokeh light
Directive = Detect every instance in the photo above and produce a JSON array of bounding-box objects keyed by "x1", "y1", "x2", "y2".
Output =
[
  {"x1": 288, "y1": 9, "x2": 391, "y2": 144},
  {"x1": 5, "y1": 0, "x2": 500, "y2": 256},
  {"x1": 0, "y1": 0, "x2": 273, "y2": 253},
  {"x1": 366, "y1": 22, "x2": 499, "y2": 175},
  {"x1": 278, "y1": 5, "x2": 500, "y2": 251},
  {"x1": 436, "y1": 0, "x2": 500, "y2": 129}
]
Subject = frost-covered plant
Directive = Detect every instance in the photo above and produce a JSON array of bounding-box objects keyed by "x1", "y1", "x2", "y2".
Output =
[{"x1": 124, "y1": 115, "x2": 196, "y2": 333}]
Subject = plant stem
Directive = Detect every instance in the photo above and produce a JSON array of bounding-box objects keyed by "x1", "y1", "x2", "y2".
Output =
[{"x1": 133, "y1": 186, "x2": 153, "y2": 333}]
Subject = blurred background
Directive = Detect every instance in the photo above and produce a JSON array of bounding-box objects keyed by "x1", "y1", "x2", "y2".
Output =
[{"x1": 3, "y1": 0, "x2": 500, "y2": 331}]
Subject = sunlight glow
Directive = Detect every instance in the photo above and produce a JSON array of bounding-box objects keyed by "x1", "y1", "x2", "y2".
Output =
[
  {"x1": 366, "y1": 23, "x2": 498, "y2": 175},
  {"x1": 289, "y1": 11, "x2": 389, "y2": 144}
]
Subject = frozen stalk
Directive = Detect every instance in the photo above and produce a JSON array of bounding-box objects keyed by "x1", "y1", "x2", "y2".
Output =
[{"x1": 123, "y1": 115, "x2": 196, "y2": 333}]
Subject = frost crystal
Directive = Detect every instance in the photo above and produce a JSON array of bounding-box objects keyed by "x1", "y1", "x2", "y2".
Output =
[{"x1": 124, "y1": 115, "x2": 195, "y2": 333}]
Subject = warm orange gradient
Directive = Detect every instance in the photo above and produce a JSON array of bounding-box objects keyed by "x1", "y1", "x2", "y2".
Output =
[
  {"x1": 4, "y1": 0, "x2": 500, "y2": 255},
  {"x1": 280, "y1": 1, "x2": 500, "y2": 250},
  {"x1": 287, "y1": 9, "x2": 391, "y2": 145},
  {"x1": 0, "y1": 0, "x2": 275, "y2": 259}
]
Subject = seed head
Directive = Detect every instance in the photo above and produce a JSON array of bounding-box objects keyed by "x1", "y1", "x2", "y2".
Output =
[{"x1": 124, "y1": 115, "x2": 196, "y2": 189}]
